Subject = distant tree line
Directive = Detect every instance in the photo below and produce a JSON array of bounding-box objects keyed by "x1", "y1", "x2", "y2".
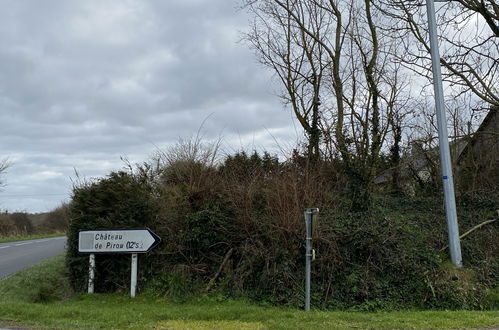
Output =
[{"x1": 0, "y1": 205, "x2": 69, "y2": 237}]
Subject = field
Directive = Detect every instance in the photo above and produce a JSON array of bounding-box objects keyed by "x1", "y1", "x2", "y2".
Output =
[{"x1": 0, "y1": 256, "x2": 497, "y2": 329}]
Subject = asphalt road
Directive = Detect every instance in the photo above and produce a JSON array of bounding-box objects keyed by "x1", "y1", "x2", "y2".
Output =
[{"x1": 0, "y1": 236, "x2": 67, "y2": 279}]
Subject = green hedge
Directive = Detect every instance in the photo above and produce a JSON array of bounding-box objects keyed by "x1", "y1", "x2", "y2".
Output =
[
  {"x1": 66, "y1": 171, "x2": 159, "y2": 292},
  {"x1": 65, "y1": 153, "x2": 498, "y2": 310}
]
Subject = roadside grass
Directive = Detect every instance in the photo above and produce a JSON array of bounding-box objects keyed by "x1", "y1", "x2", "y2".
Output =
[
  {"x1": 0, "y1": 256, "x2": 498, "y2": 330},
  {"x1": 0, "y1": 232, "x2": 65, "y2": 244},
  {"x1": 0, "y1": 255, "x2": 72, "y2": 303}
]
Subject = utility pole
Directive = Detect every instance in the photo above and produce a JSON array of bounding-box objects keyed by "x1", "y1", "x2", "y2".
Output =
[{"x1": 425, "y1": 0, "x2": 462, "y2": 267}]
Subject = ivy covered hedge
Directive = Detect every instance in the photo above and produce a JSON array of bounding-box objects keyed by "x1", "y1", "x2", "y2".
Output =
[{"x1": 66, "y1": 151, "x2": 498, "y2": 310}]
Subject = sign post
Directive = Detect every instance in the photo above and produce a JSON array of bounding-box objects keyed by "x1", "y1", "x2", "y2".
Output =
[
  {"x1": 88, "y1": 254, "x2": 95, "y2": 294},
  {"x1": 78, "y1": 228, "x2": 161, "y2": 297},
  {"x1": 304, "y1": 208, "x2": 319, "y2": 311},
  {"x1": 131, "y1": 253, "x2": 138, "y2": 297}
]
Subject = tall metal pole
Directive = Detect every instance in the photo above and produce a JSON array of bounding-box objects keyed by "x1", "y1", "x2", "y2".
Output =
[{"x1": 425, "y1": 0, "x2": 462, "y2": 267}]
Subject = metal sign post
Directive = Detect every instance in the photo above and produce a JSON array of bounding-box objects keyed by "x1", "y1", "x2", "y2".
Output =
[
  {"x1": 88, "y1": 254, "x2": 95, "y2": 294},
  {"x1": 304, "y1": 208, "x2": 319, "y2": 311},
  {"x1": 78, "y1": 228, "x2": 161, "y2": 297},
  {"x1": 131, "y1": 253, "x2": 138, "y2": 297}
]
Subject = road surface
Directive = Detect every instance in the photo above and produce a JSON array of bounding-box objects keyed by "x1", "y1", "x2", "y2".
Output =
[{"x1": 0, "y1": 236, "x2": 67, "y2": 279}]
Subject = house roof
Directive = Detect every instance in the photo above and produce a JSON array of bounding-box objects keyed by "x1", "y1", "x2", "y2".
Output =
[
  {"x1": 457, "y1": 105, "x2": 498, "y2": 164},
  {"x1": 374, "y1": 105, "x2": 498, "y2": 184}
]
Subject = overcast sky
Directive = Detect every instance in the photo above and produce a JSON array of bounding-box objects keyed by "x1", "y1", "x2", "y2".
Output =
[{"x1": 0, "y1": 0, "x2": 300, "y2": 213}]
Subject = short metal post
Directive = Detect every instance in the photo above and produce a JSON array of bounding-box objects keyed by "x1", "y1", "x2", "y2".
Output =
[
  {"x1": 88, "y1": 253, "x2": 95, "y2": 294},
  {"x1": 304, "y1": 208, "x2": 318, "y2": 311},
  {"x1": 131, "y1": 253, "x2": 138, "y2": 297},
  {"x1": 305, "y1": 211, "x2": 312, "y2": 311}
]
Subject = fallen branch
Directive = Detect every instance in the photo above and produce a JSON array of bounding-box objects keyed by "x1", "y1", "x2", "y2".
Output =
[
  {"x1": 203, "y1": 248, "x2": 234, "y2": 293},
  {"x1": 440, "y1": 219, "x2": 497, "y2": 252}
]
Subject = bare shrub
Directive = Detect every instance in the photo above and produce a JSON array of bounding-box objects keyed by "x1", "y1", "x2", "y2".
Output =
[
  {"x1": 0, "y1": 211, "x2": 34, "y2": 236},
  {"x1": 41, "y1": 203, "x2": 70, "y2": 233},
  {"x1": 214, "y1": 151, "x2": 345, "y2": 302},
  {"x1": 0, "y1": 212, "x2": 16, "y2": 236},
  {"x1": 9, "y1": 212, "x2": 34, "y2": 235},
  {"x1": 153, "y1": 136, "x2": 223, "y2": 270}
]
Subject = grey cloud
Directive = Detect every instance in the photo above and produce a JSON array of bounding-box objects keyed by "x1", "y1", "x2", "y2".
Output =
[{"x1": 0, "y1": 0, "x2": 299, "y2": 212}]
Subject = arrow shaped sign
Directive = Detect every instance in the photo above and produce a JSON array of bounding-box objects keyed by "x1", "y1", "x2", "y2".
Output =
[{"x1": 79, "y1": 228, "x2": 161, "y2": 254}]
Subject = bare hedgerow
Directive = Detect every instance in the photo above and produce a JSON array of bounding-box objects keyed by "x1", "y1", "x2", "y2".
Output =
[
  {"x1": 0, "y1": 212, "x2": 33, "y2": 236},
  {"x1": 41, "y1": 203, "x2": 70, "y2": 233},
  {"x1": 150, "y1": 135, "x2": 225, "y2": 279},
  {"x1": 215, "y1": 150, "x2": 345, "y2": 303},
  {"x1": 0, "y1": 212, "x2": 16, "y2": 236}
]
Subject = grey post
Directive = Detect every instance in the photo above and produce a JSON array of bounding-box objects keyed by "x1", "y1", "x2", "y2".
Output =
[
  {"x1": 425, "y1": 0, "x2": 462, "y2": 267},
  {"x1": 131, "y1": 253, "x2": 138, "y2": 297},
  {"x1": 88, "y1": 253, "x2": 95, "y2": 294},
  {"x1": 304, "y1": 208, "x2": 319, "y2": 311}
]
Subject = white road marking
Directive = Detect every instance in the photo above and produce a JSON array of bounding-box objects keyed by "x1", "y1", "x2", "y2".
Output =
[
  {"x1": 0, "y1": 236, "x2": 65, "y2": 249},
  {"x1": 15, "y1": 242, "x2": 33, "y2": 246},
  {"x1": 34, "y1": 237, "x2": 65, "y2": 243}
]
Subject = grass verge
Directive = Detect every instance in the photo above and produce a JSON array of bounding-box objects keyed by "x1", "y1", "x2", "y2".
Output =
[
  {"x1": 0, "y1": 232, "x2": 65, "y2": 244},
  {"x1": 0, "y1": 255, "x2": 72, "y2": 303},
  {"x1": 0, "y1": 256, "x2": 497, "y2": 329}
]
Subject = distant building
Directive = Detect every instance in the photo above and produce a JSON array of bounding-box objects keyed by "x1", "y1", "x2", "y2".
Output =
[
  {"x1": 456, "y1": 106, "x2": 498, "y2": 190},
  {"x1": 457, "y1": 106, "x2": 499, "y2": 165},
  {"x1": 375, "y1": 106, "x2": 498, "y2": 193}
]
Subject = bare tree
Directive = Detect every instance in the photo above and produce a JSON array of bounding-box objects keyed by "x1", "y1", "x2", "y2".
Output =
[
  {"x1": 0, "y1": 158, "x2": 9, "y2": 188},
  {"x1": 378, "y1": 0, "x2": 498, "y2": 107},
  {"x1": 244, "y1": 0, "x2": 327, "y2": 163},
  {"x1": 451, "y1": 0, "x2": 498, "y2": 36},
  {"x1": 244, "y1": 0, "x2": 413, "y2": 207}
]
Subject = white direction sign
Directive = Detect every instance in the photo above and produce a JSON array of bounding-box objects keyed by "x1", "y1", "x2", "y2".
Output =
[{"x1": 78, "y1": 228, "x2": 161, "y2": 253}]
